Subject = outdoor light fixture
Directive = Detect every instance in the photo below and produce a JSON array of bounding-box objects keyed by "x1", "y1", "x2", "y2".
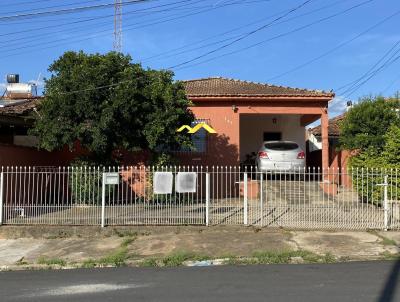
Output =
[
  {"x1": 272, "y1": 117, "x2": 277, "y2": 124},
  {"x1": 232, "y1": 104, "x2": 238, "y2": 112}
]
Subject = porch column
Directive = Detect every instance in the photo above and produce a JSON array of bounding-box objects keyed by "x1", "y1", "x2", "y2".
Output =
[{"x1": 321, "y1": 107, "x2": 329, "y2": 171}]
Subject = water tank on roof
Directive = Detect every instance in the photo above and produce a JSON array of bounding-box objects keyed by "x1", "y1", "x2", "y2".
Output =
[
  {"x1": 6, "y1": 83, "x2": 35, "y2": 99},
  {"x1": 6, "y1": 74, "x2": 19, "y2": 83}
]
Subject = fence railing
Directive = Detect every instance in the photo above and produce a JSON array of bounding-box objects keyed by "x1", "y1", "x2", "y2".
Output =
[{"x1": 0, "y1": 166, "x2": 399, "y2": 230}]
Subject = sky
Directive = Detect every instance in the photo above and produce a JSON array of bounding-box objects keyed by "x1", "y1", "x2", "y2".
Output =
[{"x1": 0, "y1": 0, "x2": 399, "y2": 118}]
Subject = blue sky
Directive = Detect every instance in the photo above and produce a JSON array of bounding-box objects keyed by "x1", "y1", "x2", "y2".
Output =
[{"x1": 0, "y1": 0, "x2": 399, "y2": 118}]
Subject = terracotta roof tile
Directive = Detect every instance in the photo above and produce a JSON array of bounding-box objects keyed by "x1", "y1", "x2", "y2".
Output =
[
  {"x1": 183, "y1": 77, "x2": 334, "y2": 98},
  {"x1": 310, "y1": 113, "x2": 346, "y2": 137},
  {"x1": 0, "y1": 98, "x2": 42, "y2": 116}
]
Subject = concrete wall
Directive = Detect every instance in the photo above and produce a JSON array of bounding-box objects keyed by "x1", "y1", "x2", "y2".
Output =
[{"x1": 239, "y1": 114, "x2": 305, "y2": 161}]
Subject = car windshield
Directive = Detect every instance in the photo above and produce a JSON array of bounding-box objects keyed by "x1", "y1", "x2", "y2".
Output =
[{"x1": 264, "y1": 142, "x2": 298, "y2": 151}]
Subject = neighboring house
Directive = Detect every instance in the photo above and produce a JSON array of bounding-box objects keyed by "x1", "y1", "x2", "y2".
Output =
[
  {"x1": 0, "y1": 76, "x2": 335, "y2": 168},
  {"x1": 307, "y1": 113, "x2": 352, "y2": 187}
]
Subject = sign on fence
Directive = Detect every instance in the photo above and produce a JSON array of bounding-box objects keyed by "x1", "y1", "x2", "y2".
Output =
[
  {"x1": 176, "y1": 172, "x2": 197, "y2": 193},
  {"x1": 153, "y1": 172, "x2": 173, "y2": 194},
  {"x1": 103, "y1": 172, "x2": 119, "y2": 185}
]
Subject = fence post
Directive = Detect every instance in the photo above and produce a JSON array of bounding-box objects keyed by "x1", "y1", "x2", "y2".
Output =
[
  {"x1": 383, "y1": 175, "x2": 388, "y2": 231},
  {"x1": 243, "y1": 172, "x2": 248, "y2": 226},
  {"x1": 101, "y1": 173, "x2": 106, "y2": 228},
  {"x1": 206, "y1": 172, "x2": 210, "y2": 226},
  {"x1": 0, "y1": 172, "x2": 3, "y2": 225},
  {"x1": 260, "y1": 172, "x2": 263, "y2": 227}
]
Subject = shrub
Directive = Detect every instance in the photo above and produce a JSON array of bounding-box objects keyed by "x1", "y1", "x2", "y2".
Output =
[{"x1": 69, "y1": 158, "x2": 116, "y2": 205}]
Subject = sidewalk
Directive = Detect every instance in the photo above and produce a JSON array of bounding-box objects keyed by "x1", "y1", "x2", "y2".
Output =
[{"x1": 0, "y1": 226, "x2": 399, "y2": 270}]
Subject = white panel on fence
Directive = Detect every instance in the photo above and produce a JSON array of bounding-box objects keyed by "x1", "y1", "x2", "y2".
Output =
[
  {"x1": 153, "y1": 172, "x2": 173, "y2": 194},
  {"x1": 104, "y1": 172, "x2": 119, "y2": 185},
  {"x1": 176, "y1": 172, "x2": 197, "y2": 193}
]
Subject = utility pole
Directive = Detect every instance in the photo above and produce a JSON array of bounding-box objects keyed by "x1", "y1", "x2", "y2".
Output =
[{"x1": 114, "y1": 0, "x2": 122, "y2": 52}]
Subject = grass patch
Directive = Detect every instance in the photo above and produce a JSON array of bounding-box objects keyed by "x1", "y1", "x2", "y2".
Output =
[
  {"x1": 99, "y1": 249, "x2": 128, "y2": 267},
  {"x1": 162, "y1": 251, "x2": 210, "y2": 267},
  {"x1": 139, "y1": 258, "x2": 159, "y2": 267},
  {"x1": 224, "y1": 250, "x2": 336, "y2": 265},
  {"x1": 37, "y1": 257, "x2": 66, "y2": 266},
  {"x1": 137, "y1": 251, "x2": 211, "y2": 267},
  {"x1": 80, "y1": 235, "x2": 136, "y2": 268},
  {"x1": 112, "y1": 229, "x2": 138, "y2": 238},
  {"x1": 380, "y1": 251, "x2": 400, "y2": 261}
]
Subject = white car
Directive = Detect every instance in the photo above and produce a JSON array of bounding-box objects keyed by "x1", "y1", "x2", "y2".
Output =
[{"x1": 256, "y1": 141, "x2": 306, "y2": 172}]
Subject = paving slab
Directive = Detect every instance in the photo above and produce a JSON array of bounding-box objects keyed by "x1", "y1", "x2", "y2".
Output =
[
  {"x1": 291, "y1": 231, "x2": 400, "y2": 259},
  {"x1": 129, "y1": 228, "x2": 294, "y2": 257}
]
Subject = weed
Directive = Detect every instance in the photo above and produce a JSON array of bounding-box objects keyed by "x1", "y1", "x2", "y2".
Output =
[
  {"x1": 82, "y1": 259, "x2": 97, "y2": 268},
  {"x1": 139, "y1": 258, "x2": 159, "y2": 267},
  {"x1": 161, "y1": 251, "x2": 210, "y2": 267},
  {"x1": 15, "y1": 257, "x2": 28, "y2": 266},
  {"x1": 121, "y1": 237, "x2": 135, "y2": 247},
  {"x1": 113, "y1": 229, "x2": 138, "y2": 238},
  {"x1": 37, "y1": 257, "x2": 66, "y2": 266},
  {"x1": 380, "y1": 251, "x2": 400, "y2": 261}
]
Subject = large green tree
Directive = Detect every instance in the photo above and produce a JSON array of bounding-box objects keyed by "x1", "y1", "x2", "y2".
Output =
[
  {"x1": 339, "y1": 96, "x2": 400, "y2": 152},
  {"x1": 32, "y1": 51, "x2": 194, "y2": 163}
]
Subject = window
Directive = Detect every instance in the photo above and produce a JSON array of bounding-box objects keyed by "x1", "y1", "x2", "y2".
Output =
[
  {"x1": 177, "y1": 119, "x2": 209, "y2": 153},
  {"x1": 264, "y1": 142, "x2": 299, "y2": 151}
]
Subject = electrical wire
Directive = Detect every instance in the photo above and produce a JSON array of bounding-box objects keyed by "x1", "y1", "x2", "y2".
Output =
[
  {"x1": 0, "y1": 0, "x2": 268, "y2": 57},
  {"x1": 0, "y1": 0, "x2": 154, "y2": 22},
  {"x1": 167, "y1": 0, "x2": 314, "y2": 69},
  {"x1": 265, "y1": 8, "x2": 400, "y2": 82},
  {"x1": 171, "y1": 0, "x2": 375, "y2": 71}
]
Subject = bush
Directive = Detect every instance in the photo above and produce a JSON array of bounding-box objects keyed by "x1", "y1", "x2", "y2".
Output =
[
  {"x1": 69, "y1": 158, "x2": 116, "y2": 205},
  {"x1": 349, "y1": 125, "x2": 400, "y2": 205}
]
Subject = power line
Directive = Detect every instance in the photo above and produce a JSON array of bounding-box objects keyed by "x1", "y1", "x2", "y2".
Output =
[
  {"x1": 1, "y1": 0, "x2": 108, "y2": 15},
  {"x1": 167, "y1": 0, "x2": 312, "y2": 69},
  {"x1": 171, "y1": 0, "x2": 375, "y2": 71},
  {"x1": 337, "y1": 44, "x2": 400, "y2": 97},
  {"x1": 265, "y1": 8, "x2": 400, "y2": 82},
  {"x1": 0, "y1": 0, "x2": 154, "y2": 22},
  {"x1": 382, "y1": 73, "x2": 400, "y2": 95},
  {"x1": 0, "y1": 0, "x2": 261, "y2": 58},
  {"x1": 0, "y1": 0, "x2": 198, "y2": 48},
  {"x1": 335, "y1": 38, "x2": 400, "y2": 96},
  {"x1": 142, "y1": 0, "x2": 348, "y2": 64},
  {"x1": 168, "y1": 0, "x2": 314, "y2": 69}
]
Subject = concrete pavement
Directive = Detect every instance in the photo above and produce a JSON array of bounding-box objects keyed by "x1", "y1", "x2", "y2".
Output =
[{"x1": 0, "y1": 226, "x2": 399, "y2": 269}]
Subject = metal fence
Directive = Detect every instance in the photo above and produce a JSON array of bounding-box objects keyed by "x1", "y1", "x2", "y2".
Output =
[{"x1": 0, "y1": 166, "x2": 399, "y2": 230}]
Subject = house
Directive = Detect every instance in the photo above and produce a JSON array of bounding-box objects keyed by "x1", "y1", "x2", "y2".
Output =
[
  {"x1": 182, "y1": 77, "x2": 334, "y2": 169},
  {"x1": 0, "y1": 76, "x2": 335, "y2": 168}
]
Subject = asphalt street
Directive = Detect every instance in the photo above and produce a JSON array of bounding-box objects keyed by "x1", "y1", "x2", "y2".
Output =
[{"x1": 0, "y1": 261, "x2": 399, "y2": 302}]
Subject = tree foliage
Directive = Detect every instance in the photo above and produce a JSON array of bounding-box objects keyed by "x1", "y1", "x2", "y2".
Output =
[
  {"x1": 339, "y1": 96, "x2": 400, "y2": 152},
  {"x1": 339, "y1": 95, "x2": 400, "y2": 204},
  {"x1": 32, "y1": 51, "x2": 194, "y2": 163}
]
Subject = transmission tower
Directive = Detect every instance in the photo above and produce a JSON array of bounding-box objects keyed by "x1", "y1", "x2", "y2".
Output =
[{"x1": 114, "y1": 0, "x2": 122, "y2": 52}]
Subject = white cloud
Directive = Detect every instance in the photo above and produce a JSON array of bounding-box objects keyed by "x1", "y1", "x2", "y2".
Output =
[{"x1": 329, "y1": 96, "x2": 347, "y2": 117}]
